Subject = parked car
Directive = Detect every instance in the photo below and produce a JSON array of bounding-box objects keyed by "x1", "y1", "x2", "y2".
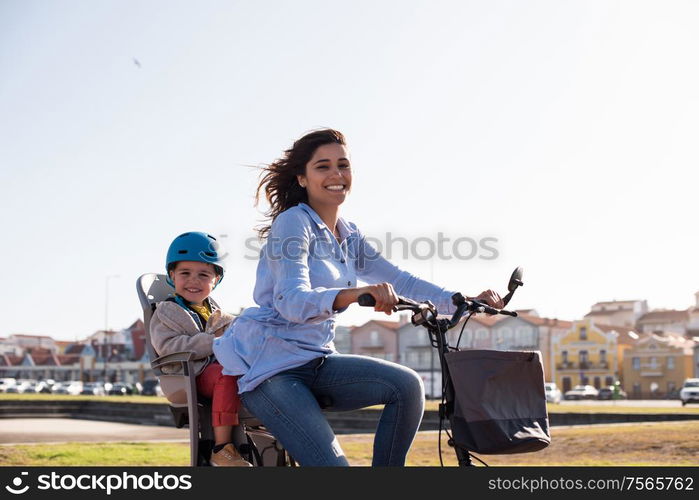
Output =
[
  {"x1": 564, "y1": 384, "x2": 599, "y2": 400},
  {"x1": 35, "y1": 380, "x2": 56, "y2": 393},
  {"x1": 108, "y1": 382, "x2": 133, "y2": 396},
  {"x1": 80, "y1": 382, "x2": 106, "y2": 396},
  {"x1": 5, "y1": 379, "x2": 34, "y2": 394},
  {"x1": 52, "y1": 381, "x2": 83, "y2": 395},
  {"x1": 597, "y1": 385, "x2": 628, "y2": 400},
  {"x1": 141, "y1": 379, "x2": 162, "y2": 396},
  {"x1": 680, "y1": 378, "x2": 699, "y2": 406},
  {"x1": 25, "y1": 381, "x2": 54, "y2": 394},
  {"x1": 544, "y1": 382, "x2": 562, "y2": 404},
  {"x1": 0, "y1": 378, "x2": 17, "y2": 393},
  {"x1": 50, "y1": 382, "x2": 66, "y2": 394}
]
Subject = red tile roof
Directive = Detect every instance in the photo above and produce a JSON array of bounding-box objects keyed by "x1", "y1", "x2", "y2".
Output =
[
  {"x1": 65, "y1": 344, "x2": 87, "y2": 355},
  {"x1": 30, "y1": 353, "x2": 60, "y2": 366},
  {"x1": 6, "y1": 355, "x2": 22, "y2": 365},
  {"x1": 515, "y1": 309, "x2": 539, "y2": 316},
  {"x1": 595, "y1": 323, "x2": 640, "y2": 345},
  {"x1": 546, "y1": 318, "x2": 573, "y2": 328},
  {"x1": 638, "y1": 309, "x2": 690, "y2": 323},
  {"x1": 585, "y1": 310, "x2": 625, "y2": 317},
  {"x1": 10, "y1": 334, "x2": 54, "y2": 339},
  {"x1": 25, "y1": 347, "x2": 53, "y2": 355},
  {"x1": 516, "y1": 314, "x2": 549, "y2": 326},
  {"x1": 636, "y1": 332, "x2": 695, "y2": 355},
  {"x1": 591, "y1": 300, "x2": 642, "y2": 306},
  {"x1": 127, "y1": 319, "x2": 144, "y2": 330},
  {"x1": 57, "y1": 354, "x2": 80, "y2": 365},
  {"x1": 457, "y1": 313, "x2": 572, "y2": 328}
]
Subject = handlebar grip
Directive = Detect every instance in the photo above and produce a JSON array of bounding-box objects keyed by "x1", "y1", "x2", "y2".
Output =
[{"x1": 358, "y1": 294, "x2": 376, "y2": 307}]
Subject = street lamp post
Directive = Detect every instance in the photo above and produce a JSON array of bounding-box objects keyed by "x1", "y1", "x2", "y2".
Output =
[
  {"x1": 104, "y1": 274, "x2": 120, "y2": 383},
  {"x1": 430, "y1": 344, "x2": 435, "y2": 399},
  {"x1": 429, "y1": 259, "x2": 435, "y2": 399}
]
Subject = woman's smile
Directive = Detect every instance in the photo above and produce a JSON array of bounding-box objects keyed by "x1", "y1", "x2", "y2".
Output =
[{"x1": 298, "y1": 143, "x2": 352, "y2": 207}]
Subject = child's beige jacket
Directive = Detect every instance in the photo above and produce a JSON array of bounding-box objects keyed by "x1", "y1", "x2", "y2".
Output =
[{"x1": 150, "y1": 300, "x2": 235, "y2": 375}]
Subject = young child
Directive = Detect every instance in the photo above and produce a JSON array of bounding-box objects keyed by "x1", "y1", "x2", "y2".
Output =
[{"x1": 150, "y1": 231, "x2": 251, "y2": 467}]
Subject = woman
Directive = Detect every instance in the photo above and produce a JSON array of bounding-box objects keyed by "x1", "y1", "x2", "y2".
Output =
[{"x1": 213, "y1": 129, "x2": 503, "y2": 466}]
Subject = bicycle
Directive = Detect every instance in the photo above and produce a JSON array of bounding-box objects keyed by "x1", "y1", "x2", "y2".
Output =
[{"x1": 358, "y1": 267, "x2": 551, "y2": 466}]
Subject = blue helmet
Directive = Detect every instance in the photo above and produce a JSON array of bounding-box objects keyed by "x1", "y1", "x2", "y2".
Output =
[{"x1": 165, "y1": 232, "x2": 226, "y2": 286}]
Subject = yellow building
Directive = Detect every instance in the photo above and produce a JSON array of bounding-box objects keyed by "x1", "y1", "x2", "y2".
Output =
[
  {"x1": 551, "y1": 319, "x2": 638, "y2": 394},
  {"x1": 622, "y1": 332, "x2": 695, "y2": 399}
]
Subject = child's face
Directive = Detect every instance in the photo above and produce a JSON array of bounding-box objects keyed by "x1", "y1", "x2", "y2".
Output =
[{"x1": 169, "y1": 261, "x2": 220, "y2": 305}]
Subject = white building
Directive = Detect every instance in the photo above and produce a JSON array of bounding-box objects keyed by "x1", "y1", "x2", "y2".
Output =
[
  {"x1": 584, "y1": 300, "x2": 648, "y2": 328},
  {"x1": 637, "y1": 310, "x2": 690, "y2": 335}
]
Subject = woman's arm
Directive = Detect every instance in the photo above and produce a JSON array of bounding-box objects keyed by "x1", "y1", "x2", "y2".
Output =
[
  {"x1": 267, "y1": 209, "x2": 346, "y2": 324},
  {"x1": 350, "y1": 227, "x2": 504, "y2": 314},
  {"x1": 352, "y1": 228, "x2": 458, "y2": 314}
]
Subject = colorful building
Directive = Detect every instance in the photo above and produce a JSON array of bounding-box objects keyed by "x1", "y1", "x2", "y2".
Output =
[
  {"x1": 622, "y1": 332, "x2": 695, "y2": 399},
  {"x1": 0, "y1": 320, "x2": 149, "y2": 383},
  {"x1": 458, "y1": 312, "x2": 571, "y2": 382},
  {"x1": 551, "y1": 319, "x2": 638, "y2": 393},
  {"x1": 349, "y1": 317, "x2": 405, "y2": 363}
]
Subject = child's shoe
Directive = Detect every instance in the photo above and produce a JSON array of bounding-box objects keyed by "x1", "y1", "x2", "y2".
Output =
[{"x1": 210, "y1": 443, "x2": 253, "y2": 467}]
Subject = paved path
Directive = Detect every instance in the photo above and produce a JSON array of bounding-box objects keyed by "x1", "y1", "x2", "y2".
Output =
[
  {"x1": 0, "y1": 418, "x2": 188, "y2": 445},
  {"x1": 559, "y1": 400, "x2": 688, "y2": 407},
  {"x1": 1, "y1": 400, "x2": 694, "y2": 445}
]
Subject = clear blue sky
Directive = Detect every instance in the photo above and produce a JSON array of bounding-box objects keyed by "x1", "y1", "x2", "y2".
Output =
[{"x1": 1, "y1": 0, "x2": 698, "y2": 341}]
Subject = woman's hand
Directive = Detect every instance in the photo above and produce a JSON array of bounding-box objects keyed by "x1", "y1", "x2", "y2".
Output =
[
  {"x1": 332, "y1": 283, "x2": 399, "y2": 315},
  {"x1": 361, "y1": 283, "x2": 399, "y2": 315},
  {"x1": 472, "y1": 289, "x2": 504, "y2": 313}
]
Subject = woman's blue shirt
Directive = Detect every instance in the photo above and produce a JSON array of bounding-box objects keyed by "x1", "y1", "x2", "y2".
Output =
[{"x1": 213, "y1": 203, "x2": 457, "y2": 393}]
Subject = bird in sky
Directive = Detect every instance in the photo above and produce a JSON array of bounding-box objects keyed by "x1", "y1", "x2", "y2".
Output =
[{"x1": 133, "y1": 58, "x2": 142, "y2": 68}]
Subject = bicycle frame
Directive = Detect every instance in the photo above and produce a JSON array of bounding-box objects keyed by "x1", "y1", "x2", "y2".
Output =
[
  {"x1": 431, "y1": 319, "x2": 472, "y2": 465},
  {"x1": 399, "y1": 300, "x2": 479, "y2": 466}
]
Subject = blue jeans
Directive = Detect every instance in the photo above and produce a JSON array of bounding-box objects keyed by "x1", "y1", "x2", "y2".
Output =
[{"x1": 240, "y1": 354, "x2": 425, "y2": 466}]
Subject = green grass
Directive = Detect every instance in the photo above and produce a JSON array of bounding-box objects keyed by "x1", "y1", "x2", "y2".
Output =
[
  {"x1": 0, "y1": 442, "x2": 188, "y2": 466},
  {"x1": 1, "y1": 421, "x2": 697, "y2": 466},
  {"x1": 544, "y1": 403, "x2": 699, "y2": 414},
  {"x1": 342, "y1": 420, "x2": 699, "y2": 466},
  {"x1": 422, "y1": 400, "x2": 699, "y2": 414}
]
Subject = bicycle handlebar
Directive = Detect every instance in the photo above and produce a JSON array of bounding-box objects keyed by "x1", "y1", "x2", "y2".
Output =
[{"x1": 357, "y1": 292, "x2": 518, "y2": 330}]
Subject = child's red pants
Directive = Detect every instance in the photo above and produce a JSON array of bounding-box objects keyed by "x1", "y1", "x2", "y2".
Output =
[{"x1": 196, "y1": 361, "x2": 240, "y2": 427}]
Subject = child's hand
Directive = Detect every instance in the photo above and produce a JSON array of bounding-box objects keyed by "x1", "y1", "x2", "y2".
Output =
[{"x1": 208, "y1": 311, "x2": 234, "y2": 337}]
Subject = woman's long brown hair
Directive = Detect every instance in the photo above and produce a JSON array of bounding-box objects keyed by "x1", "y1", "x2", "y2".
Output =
[{"x1": 255, "y1": 128, "x2": 346, "y2": 239}]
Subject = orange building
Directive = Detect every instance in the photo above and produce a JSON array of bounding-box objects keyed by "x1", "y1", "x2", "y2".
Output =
[{"x1": 622, "y1": 332, "x2": 695, "y2": 399}]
